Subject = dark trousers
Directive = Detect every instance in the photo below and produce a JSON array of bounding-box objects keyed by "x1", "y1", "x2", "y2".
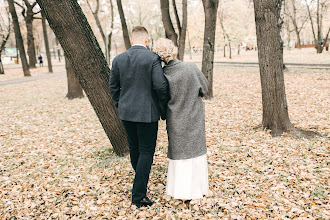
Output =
[{"x1": 122, "y1": 120, "x2": 158, "y2": 202}]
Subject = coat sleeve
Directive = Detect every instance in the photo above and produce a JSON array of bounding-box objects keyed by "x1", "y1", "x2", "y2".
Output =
[
  {"x1": 193, "y1": 63, "x2": 208, "y2": 97},
  {"x1": 109, "y1": 59, "x2": 120, "y2": 107},
  {"x1": 151, "y1": 56, "x2": 170, "y2": 104}
]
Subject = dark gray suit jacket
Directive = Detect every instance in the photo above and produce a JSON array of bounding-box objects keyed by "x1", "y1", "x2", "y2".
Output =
[{"x1": 109, "y1": 45, "x2": 169, "y2": 123}]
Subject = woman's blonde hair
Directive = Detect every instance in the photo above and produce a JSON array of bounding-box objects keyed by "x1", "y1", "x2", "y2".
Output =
[{"x1": 153, "y1": 38, "x2": 178, "y2": 63}]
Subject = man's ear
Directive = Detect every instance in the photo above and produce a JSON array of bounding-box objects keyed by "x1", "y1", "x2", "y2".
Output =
[
  {"x1": 145, "y1": 37, "x2": 148, "y2": 45},
  {"x1": 130, "y1": 39, "x2": 134, "y2": 45}
]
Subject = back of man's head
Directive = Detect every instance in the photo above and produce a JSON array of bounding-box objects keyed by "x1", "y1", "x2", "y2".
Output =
[{"x1": 131, "y1": 26, "x2": 149, "y2": 44}]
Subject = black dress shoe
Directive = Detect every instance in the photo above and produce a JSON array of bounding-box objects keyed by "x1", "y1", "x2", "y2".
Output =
[{"x1": 132, "y1": 197, "x2": 154, "y2": 208}]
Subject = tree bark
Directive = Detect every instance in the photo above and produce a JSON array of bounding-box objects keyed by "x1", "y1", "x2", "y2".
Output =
[
  {"x1": 201, "y1": 0, "x2": 219, "y2": 99},
  {"x1": 41, "y1": 11, "x2": 53, "y2": 73},
  {"x1": 65, "y1": 56, "x2": 84, "y2": 99},
  {"x1": 36, "y1": 0, "x2": 129, "y2": 156},
  {"x1": 172, "y1": 0, "x2": 181, "y2": 34},
  {"x1": 116, "y1": 0, "x2": 131, "y2": 50},
  {"x1": 253, "y1": 0, "x2": 295, "y2": 136},
  {"x1": 8, "y1": 0, "x2": 30, "y2": 76},
  {"x1": 177, "y1": 0, "x2": 187, "y2": 61},
  {"x1": 160, "y1": 0, "x2": 178, "y2": 46}
]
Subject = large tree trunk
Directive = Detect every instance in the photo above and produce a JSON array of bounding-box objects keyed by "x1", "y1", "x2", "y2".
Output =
[
  {"x1": 201, "y1": 0, "x2": 219, "y2": 99},
  {"x1": 25, "y1": 6, "x2": 37, "y2": 68},
  {"x1": 36, "y1": 0, "x2": 129, "y2": 156},
  {"x1": 41, "y1": 11, "x2": 53, "y2": 73},
  {"x1": 177, "y1": 0, "x2": 187, "y2": 61},
  {"x1": 116, "y1": 0, "x2": 131, "y2": 50},
  {"x1": 8, "y1": 0, "x2": 30, "y2": 76},
  {"x1": 160, "y1": 0, "x2": 178, "y2": 46},
  {"x1": 65, "y1": 56, "x2": 84, "y2": 99},
  {"x1": 253, "y1": 0, "x2": 295, "y2": 136}
]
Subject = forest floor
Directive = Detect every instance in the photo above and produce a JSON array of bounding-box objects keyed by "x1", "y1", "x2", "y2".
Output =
[{"x1": 0, "y1": 57, "x2": 329, "y2": 219}]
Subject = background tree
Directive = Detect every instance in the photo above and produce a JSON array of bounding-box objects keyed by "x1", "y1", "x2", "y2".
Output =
[
  {"x1": 65, "y1": 55, "x2": 84, "y2": 99},
  {"x1": 159, "y1": 0, "x2": 187, "y2": 60},
  {"x1": 107, "y1": 0, "x2": 114, "y2": 63},
  {"x1": 0, "y1": 5, "x2": 11, "y2": 74},
  {"x1": 55, "y1": 37, "x2": 61, "y2": 62},
  {"x1": 8, "y1": 0, "x2": 30, "y2": 76},
  {"x1": 14, "y1": 0, "x2": 40, "y2": 68},
  {"x1": 284, "y1": 0, "x2": 309, "y2": 49},
  {"x1": 201, "y1": 0, "x2": 219, "y2": 99},
  {"x1": 86, "y1": 0, "x2": 107, "y2": 57},
  {"x1": 218, "y1": 3, "x2": 231, "y2": 58},
  {"x1": 36, "y1": 0, "x2": 129, "y2": 156},
  {"x1": 305, "y1": 0, "x2": 330, "y2": 53},
  {"x1": 41, "y1": 10, "x2": 53, "y2": 72},
  {"x1": 160, "y1": 0, "x2": 177, "y2": 45},
  {"x1": 253, "y1": 0, "x2": 296, "y2": 136},
  {"x1": 116, "y1": 0, "x2": 131, "y2": 50}
]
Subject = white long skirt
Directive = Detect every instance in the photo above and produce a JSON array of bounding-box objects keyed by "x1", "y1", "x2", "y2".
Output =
[{"x1": 166, "y1": 154, "x2": 209, "y2": 200}]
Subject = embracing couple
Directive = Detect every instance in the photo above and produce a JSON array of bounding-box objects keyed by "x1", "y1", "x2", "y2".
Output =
[{"x1": 109, "y1": 26, "x2": 209, "y2": 208}]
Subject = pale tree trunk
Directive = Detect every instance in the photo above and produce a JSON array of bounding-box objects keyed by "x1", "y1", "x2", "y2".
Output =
[
  {"x1": 253, "y1": 0, "x2": 295, "y2": 136},
  {"x1": 177, "y1": 0, "x2": 187, "y2": 61},
  {"x1": 8, "y1": 0, "x2": 30, "y2": 76},
  {"x1": 108, "y1": 0, "x2": 114, "y2": 63},
  {"x1": 117, "y1": 0, "x2": 131, "y2": 50},
  {"x1": 65, "y1": 56, "x2": 84, "y2": 99},
  {"x1": 36, "y1": 0, "x2": 129, "y2": 156},
  {"x1": 55, "y1": 37, "x2": 61, "y2": 61},
  {"x1": 41, "y1": 11, "x2": 53, "y2": 73},
  {"x1": 187, "y1": 29, "x2": 192, "y2": 60},
  {"x1": 238, "y1": 44, "x2": 240, "y2": 55},
  {"x1": 160, "y1": 0, "x2": 178, "y2": 46},
  {"x1": 201, "y1": 0, "x2": 219, "y2": 99},
  {"x1": 0, "y1": 29, "x2": 10, "y2": 75}
]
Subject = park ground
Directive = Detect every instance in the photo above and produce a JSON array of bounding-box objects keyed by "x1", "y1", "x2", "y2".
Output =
[{"x1": 0, "y1": 49, "x2": 329, "y2": 219}]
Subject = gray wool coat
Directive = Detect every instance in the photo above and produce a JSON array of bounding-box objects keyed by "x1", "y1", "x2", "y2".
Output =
[{"x1": 163, "y1": 59, "x2": 208, "y2": 160}]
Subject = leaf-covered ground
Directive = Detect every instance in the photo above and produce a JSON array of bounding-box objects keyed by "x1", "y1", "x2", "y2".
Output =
[{"x1": 0, "y1": 65, "x2": 329, "y2": 219}]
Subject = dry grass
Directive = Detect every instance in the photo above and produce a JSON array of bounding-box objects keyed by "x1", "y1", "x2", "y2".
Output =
[{"x1": 0, "y1": 64, "x2": 329, "y2": 219}]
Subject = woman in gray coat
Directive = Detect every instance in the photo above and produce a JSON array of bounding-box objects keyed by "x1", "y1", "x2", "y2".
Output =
[{"x1": 153, "y1": 38, "x2": 209, "y2": 200}]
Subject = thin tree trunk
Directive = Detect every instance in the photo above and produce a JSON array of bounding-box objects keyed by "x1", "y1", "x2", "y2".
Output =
[
  {"x1": 8, "y1": 0, "x2": 30, "y2": 76},
  {"x1": 116, "y1": 0, "x2": 131, "y2": 50},
  {"x1": 238, "y1": 44, "x2": 240, "y2": 55},
  {"x1": 65, "y1": 56, "x2": 84, "y2": 99},
  {"x1": 177, "y1": 0, "x2": 187, "y2": 61},
  {"x1": 36, "y1": 0, "x2": 129, "y2": 156},
  {"x1": 187, "y1": 29, "x2": 192, "y2": 60},
  {"x1": 108, "y1": 0, "x2": 114, "y2": 63},
  {"x1": 55, "y1": 37, "x2": 61, "y2": 62},
  {"x1": 321, "y1": 27, "x2": 330, "y2": 52},
  {"x1": 253, "y1": 0, "x2": 294, "y2": 136},
  {"x1": 41, "y1": 11, "x2": 53, "y2": 73},
  {"x1": 223, "y1": 44, "x2": 226, "y2": 57},
  {"x1": 0, "y1": 31, "x2": 10, "y2": 74},
  {"x1": 172, "y1": 0, "x2": 181, "y2": 34},
  {"x1": 0, "y1": 57, "x2": 4, "y2": 74},
  {"x1": 201, "y1": 0, "x2": 219, "y2": 99},
  {"x1": 87, "y1": 0, "x2": 107, "y2": 55},
  {"x1": 160, "y1": 0, "x2": 178, "y2": 46},
  {"x1": 229, "y1": 42, "x2": 232, "y2": 59}
]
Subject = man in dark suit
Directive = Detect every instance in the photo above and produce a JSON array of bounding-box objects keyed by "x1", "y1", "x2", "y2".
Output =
[{"x1": 109, "y1": 26, "x2": 169, "y2": 208}]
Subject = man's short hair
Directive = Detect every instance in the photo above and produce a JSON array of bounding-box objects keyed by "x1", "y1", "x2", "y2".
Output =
[{"x1": 132, "y1": 26, "x2": 148, "y2": 40}]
